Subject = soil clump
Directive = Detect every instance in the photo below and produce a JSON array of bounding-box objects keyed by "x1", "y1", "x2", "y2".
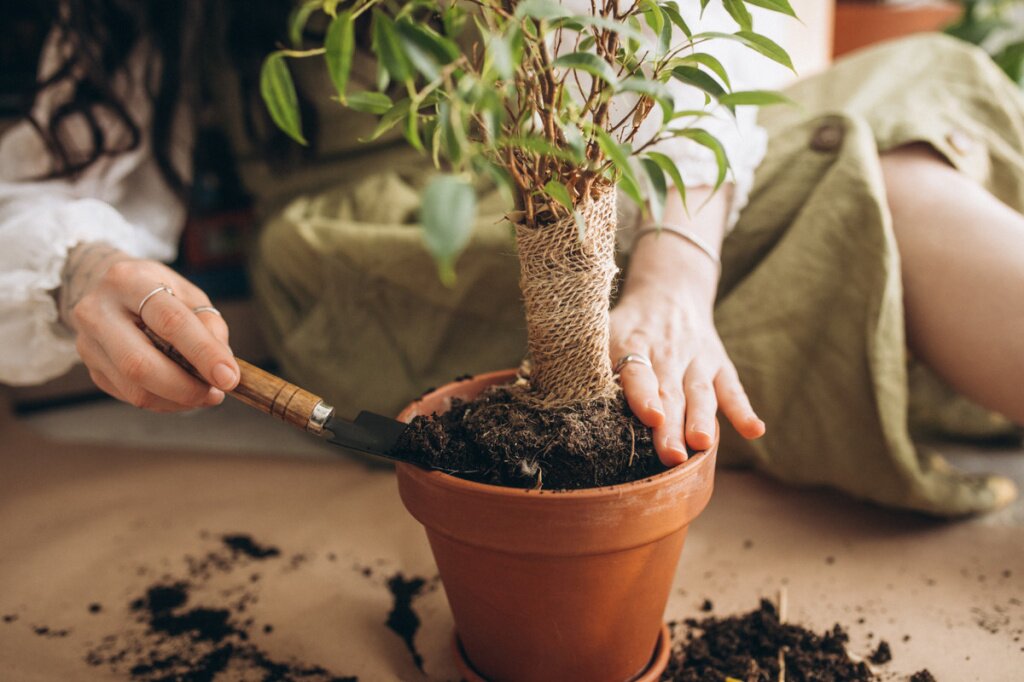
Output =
[
  {"x1": 662, "y1": 599, "x2": 879, "y2": 681},
  {"x1": 398, "y1": 385, "x2": 666, "y2": 489},
  {"x1": 385, "y1": 574, "x2": 428, "y2": 671}
]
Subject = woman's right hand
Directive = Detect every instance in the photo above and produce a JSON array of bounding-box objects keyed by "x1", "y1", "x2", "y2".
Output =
[{"x1": 60, "y1": 242, "x2": 240, "y2": 412}]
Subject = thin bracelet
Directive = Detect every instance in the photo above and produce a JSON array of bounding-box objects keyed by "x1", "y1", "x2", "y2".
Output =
[{"x1": 632, "y1": 224, "x2": 721, "y2": 266}]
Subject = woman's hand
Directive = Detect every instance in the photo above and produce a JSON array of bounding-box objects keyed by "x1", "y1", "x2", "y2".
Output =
[
  {"x1": 59, "y1": 242, "x2": 240, "y2": 412},
  {"x1": 610, "y1": 284, "x2": 764, "y2": 466},
  {"x1": 611, "y1": 184, "x2": 763, "y2": 466}
]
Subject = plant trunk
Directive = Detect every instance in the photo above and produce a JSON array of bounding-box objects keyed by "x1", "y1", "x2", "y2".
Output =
[{"x1": 514, "y1": 185, "x2": 620, "y2": 406}]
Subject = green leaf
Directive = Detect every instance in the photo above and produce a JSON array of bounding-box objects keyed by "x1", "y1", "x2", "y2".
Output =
[
  {"x1": 594, "y1": 128, "x2": 643, "y2": 206},
  {"x1": 723, "y1": 0, "x2": 753, "y2": 31},
  {"x1": 661, "y1": 2, "x2": 691, "y2": 38},
  {"x1": 717, "y1": 90, "x2": 794, "y2": 107},
  {"x1": 672, "y1": 53, "x2": 732, "y2": 90},
  {"x1": 427, "y1": 117, "x2": 443, "y2": 168},
  {"x1": 363, "y1": 98, "x2": 410, "y2": 141},
  {"x1": 503, "y1": 134, "x2": 581, "y2": 164},
  {"x1": 735, "y1": 30, "x2": 795, "y2": 71},
  {"x1": 639, "y1": 1, "x2": 670, "y2": 56},
  {"x1": 552, "y1": 52, "x2": 619, "y2": 86},
  {"x1": 260, "y1": 52, "x2": 306, "y2": 145},
  {"x1": 561, "y1": 122, "x2": 588, "y2": 163},
  {"x1": 544, "y1": 180, "x2": 574, "y2": 213},
  {"x1": 671, "y1": 65, "x2": 727, "y2": 99},
  {"x1": 618, "y1": 77, "x2": 676, "y2": 123},
  {"x1": 439, "y1": 101, "x2": 463, "y2": 164},
  {"x1": 657, "y1": 18, "x2": 673, "y2": 58},
  {"x1": 395, "y1": 21, "x2": 460, "y2": 80},
  {"x1": 404, "y1": 100, "x2": 424, "y2": 152},
  {"x1": 515, "y1": 0, "x2": 572, "y2": 20},
  {"x1": 346, "y1": 91, "x2": 393, "y2": 114},
  {"x1": 640, "y1": 157, "x2": 667, "y2": 222},
  {"x1": 486, "y1": 32, "x2": 515, "y2": 81},
  {"x1": 420, "y1": 175, "x2": 477, "y2": 286},
  {"x1": 289, "y1": 0, "x2": 319, "y2": 47},
  {"x1": 677, "y1": 128, "x2": 730, "y2": 188},
  {"x1": 372, "y1": 11, "x2": 412, "y2": 82},
  {"x1": 563, "y1": 15, "x2": 647, "y2": 44},
  {"x1": 644, "y1": 151, "x2": 687, "y2": 210},
  {"x1": 325, "y1": 11, "x2": 355, "y2": 102},
  {"x1": 745, "y1": 0, "x2": 797, "y2": 17},
  {"x1": 442, "y1": 3, "x2": 467, "y2": 37},
  {"x1": 668, "y1": 109, "x2": 714, "y2": 121},
  {"x1": 641, "y1": 0, "x2": 665, "y2": 38},
  {"x1": 323, "y1": 0, "x2": 341, "y2": 18}
]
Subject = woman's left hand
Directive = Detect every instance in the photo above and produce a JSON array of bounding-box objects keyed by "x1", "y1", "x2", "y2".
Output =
[{"x1": 609, "y1": 284, "x2": 765, "y2": 466}]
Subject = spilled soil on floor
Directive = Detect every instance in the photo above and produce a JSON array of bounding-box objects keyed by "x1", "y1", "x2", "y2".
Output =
[{"x1": 661, "y1": 599, "x2": 935, "y2": 682}]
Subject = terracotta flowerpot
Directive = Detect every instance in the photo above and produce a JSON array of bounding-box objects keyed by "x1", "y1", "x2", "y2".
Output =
[
  {"x1": 396, "y1": 370, "x2": 717, "y2": 682},
  {"x1": 833, "y1": 1, "x2": 963, "y2": 58}
]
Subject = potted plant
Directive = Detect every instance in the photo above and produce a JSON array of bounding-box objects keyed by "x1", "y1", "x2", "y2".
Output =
[{"x1": 261, "y1": 1, "x2": 794, "y2": 679}]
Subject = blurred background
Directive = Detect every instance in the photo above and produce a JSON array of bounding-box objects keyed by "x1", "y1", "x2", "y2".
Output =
[{"x1": 7, "y1": 0, "x2": 1022, "y2": 413}]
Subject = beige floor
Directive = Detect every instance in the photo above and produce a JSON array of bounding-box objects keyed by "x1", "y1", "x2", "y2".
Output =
[{"x1": 2, "y1": 395, "x2": 1022, "y2": 681}]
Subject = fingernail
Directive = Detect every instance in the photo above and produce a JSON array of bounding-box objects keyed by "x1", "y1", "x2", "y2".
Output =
[
  {"x1": 206, "y1": 388, "x2": 225, "y2": 405},
  {"x1": 691, "y1": 424, "x2": 712, "y2": 439},
  {"x1": 669, "y1": 439, "x2": 688, "y2": 459},
  {"x1": 644, "y1": 399, "x2": 664, "y2": 416},
  {"x1": 212, "y1": 363, "x2": 237, "y2": 390}
]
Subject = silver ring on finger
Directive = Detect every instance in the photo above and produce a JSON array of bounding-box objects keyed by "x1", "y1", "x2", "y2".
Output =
[
  {"x1": 192, "y1": 306, "x2": 222, "y2": 317},
  {"x1": 137, "y1": 284, "x2": 175, "y2": 317},
  {"x1": 613, "y1": 353, "x2": 653, "y2": 375}
]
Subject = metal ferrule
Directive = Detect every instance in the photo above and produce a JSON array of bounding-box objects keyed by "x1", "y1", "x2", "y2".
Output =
[{"x1": 307, "y1": 401, "x2": 335, "y2": 434}]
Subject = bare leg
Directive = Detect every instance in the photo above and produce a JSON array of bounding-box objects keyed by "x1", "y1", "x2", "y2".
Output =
[{"x1": 881, "y1": 144, "x2": 1024, "y2": 425}]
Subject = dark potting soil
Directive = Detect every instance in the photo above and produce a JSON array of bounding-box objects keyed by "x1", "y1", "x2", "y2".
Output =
[
  {"x1": 397, "y1": 385, "x2": 666, "y2": 489},
  {"x1": 221, "y1": 533, "x2": 281, "y2": 559},
  {"x1": 868, "y1": 640, "x2": 892, "y2": 665},
  {"x1": 910, "y1": 671, "x2": 937, "y2": 682},
  {"x1": 84, "y1": 533, "x2": 358, "y2": 682},
  {"x1": 385, "y1": 573, "x2": 428, "y2": 672},
  {"x1": 661, "y1": 599, "x2": 879, "y2": 682}
]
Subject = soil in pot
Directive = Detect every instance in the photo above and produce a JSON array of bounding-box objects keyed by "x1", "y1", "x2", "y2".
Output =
[{"x1": 397, "y1": 383, "x2": 667, "y2": 489}]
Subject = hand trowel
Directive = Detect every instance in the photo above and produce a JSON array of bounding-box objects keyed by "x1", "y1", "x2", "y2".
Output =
[{"x1": 143, "y1": 327, "x2": 468, "y2": 474}]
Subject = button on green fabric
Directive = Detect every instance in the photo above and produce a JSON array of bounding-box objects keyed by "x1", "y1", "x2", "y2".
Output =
[
  {"x1": 947, "y1": 129, "x2": 976, "y2": 156},
  {"x1": 810, "y1": 119, "x2": 845, "y2": 152}
]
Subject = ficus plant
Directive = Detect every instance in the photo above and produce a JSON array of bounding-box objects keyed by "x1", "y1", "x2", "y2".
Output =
[{"x1": 261, "y1": 0, "x2": 795, "y2": 409}]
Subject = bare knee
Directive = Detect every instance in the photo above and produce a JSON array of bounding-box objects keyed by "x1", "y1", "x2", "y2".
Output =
[{"x1": 880, "y1": 143, "x2": 985, "y2": 234}]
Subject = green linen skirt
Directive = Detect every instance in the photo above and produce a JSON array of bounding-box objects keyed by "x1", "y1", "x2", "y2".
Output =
[{"x1": 250, "y1": 34, "x2": 1023, "y2": 516}]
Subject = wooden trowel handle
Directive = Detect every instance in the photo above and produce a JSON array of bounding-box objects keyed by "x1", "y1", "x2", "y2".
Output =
[{"x1": 142, "y1": 326, "x2": 333, "y2": 434}]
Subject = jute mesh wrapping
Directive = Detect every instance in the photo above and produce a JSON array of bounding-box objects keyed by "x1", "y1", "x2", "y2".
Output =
[{"x1": 514, "y1": 186, "x2": 620, "y2": 406}]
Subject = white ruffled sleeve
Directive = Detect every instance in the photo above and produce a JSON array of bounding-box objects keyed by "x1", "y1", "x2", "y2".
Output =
[
  {"x1": 618, "y1": 3, "x2": 786, "y2": 234},
  {"x1": 0, "y1": 36, "x2": 190, "y2": 385}
]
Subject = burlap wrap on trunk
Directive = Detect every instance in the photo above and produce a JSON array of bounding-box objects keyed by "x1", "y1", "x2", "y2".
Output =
[{"x1": 514, "y1": 187, "x2": 620, "y2": 406}]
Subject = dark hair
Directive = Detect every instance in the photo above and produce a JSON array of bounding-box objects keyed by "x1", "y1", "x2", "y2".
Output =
[{"x1": 23, "y1": 1, "x2": 293, "y2": 196}]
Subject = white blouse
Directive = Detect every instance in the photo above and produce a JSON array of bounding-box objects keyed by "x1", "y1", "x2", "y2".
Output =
[{"x1": 0, "y1": 4, "x2": 784, "y2": 386}]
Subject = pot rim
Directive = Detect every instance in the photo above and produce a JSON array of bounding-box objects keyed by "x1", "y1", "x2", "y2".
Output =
[{"x1": 396, "y1": 368, "x2": 718, "y2": 501}]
